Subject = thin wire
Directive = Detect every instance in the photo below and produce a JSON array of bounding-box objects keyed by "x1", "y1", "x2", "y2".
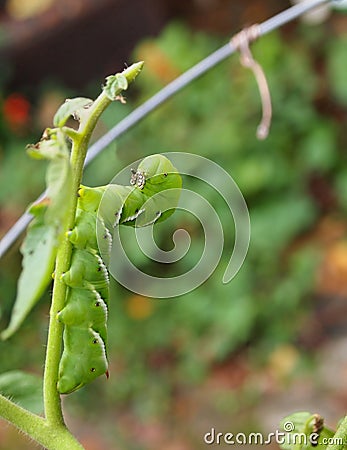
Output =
[{"x1": 0, "y1": 0, "x2": 332, "y2": 259}]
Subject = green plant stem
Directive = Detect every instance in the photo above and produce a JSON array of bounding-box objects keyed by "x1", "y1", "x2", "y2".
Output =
[
  {"x1": 42, "y1": 62, "x2": 144, "y2": 441},
  {"x1": 326, "y1": 416, "x2": 347, "y2": 450},
  {"x1": 0, "y1": 394, "x2": 84, "y2": 450},
  {"x1": 42, "y1": 91, "x2": 113, "y2": 426}
]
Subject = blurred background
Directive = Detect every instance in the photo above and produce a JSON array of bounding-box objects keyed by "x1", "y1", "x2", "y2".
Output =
[{"x1": 1, "y1": 0, "x2": 347, "y2": 449}]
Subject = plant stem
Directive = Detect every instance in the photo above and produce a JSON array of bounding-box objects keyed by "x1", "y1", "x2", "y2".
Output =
[
  {"x1": 0, "y1": 394, "x2": 84, "y2": 450},
  {"x1": 42, "y1": 62, "x2": 144, "y2": 431},
  {"x1": 326, "y1": 416, "x2": 347, "y2": 450},
  {"x1": 42, "y1": 91, "x2": 112, "y2": 425}
]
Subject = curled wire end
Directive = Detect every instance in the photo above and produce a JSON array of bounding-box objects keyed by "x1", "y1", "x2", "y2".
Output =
[
  {"x1": 231, "y1": 24, "x2": 272, "y2": 140},
  {"x1": 257, "y1": 123, "x2": 269, "y2": 140}
]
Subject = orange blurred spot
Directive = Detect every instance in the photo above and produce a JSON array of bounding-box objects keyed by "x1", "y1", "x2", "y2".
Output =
[
  {"x1": 126, "y1": 295, "x2": 154, "y2": 320},
  {"x1": 317, "y1": 241, "x2": 347, "y2": 296},
  {"x1": 136, "y1": 42, "x2": 180, "y2": 84}
]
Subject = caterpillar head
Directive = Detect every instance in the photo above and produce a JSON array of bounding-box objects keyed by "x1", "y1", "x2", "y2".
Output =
[
  {"x1": 134, "y1": 154, "x2": 181, "y2": 189},
  {"x1": 128, "y1": 154, "x2": 182, "y2": 225}
]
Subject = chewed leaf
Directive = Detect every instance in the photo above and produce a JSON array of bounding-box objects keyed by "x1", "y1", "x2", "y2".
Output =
[
  {"x1": 0, "y1": 370, "x2": 43, "y2": 414},
  {"x1": 27, "y1": 130, "x2": 73, "y2": 227},
  {"x1": 27, "y1": 128, "x2": 70, "y2": 160},
  {"x1": 1, "y1": 209, "x2": 58, "y2": 340},
  {"x1": 3, "y1": 130, "x2": 73, "y2": 339},
  {"x1": 104, "y1": 74, "x2": 128, "y2": 101},
  {"x1": 53, "y1": 97, "x2": 93, "y2": 127},
  {"x1": 103, "y1": 62, "x2": 144, "y2": 101}
]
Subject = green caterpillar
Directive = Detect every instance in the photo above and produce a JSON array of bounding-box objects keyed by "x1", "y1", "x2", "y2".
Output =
[{"x1": 57, "y1": 154, "x2": 182, "y2": 394}]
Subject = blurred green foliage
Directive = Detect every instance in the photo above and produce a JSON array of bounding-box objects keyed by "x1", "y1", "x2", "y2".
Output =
[
  {"x1": 0, "y1": 370, "x2": 43, "y2": 414},
  {"x1": 1, "y1": 22, "x2": 347, "y2": 424}
]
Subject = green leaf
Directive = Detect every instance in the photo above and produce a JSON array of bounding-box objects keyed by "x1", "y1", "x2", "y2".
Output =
[
  {"x1": 103, "y1": 61, "x2": 144, "y2": 100},
  {"x1": 27, "y1": 128, "x2": 69, "y2": 160},
  {"x1": 1, "y1": 205, "x2": 57, "y2": 340},
  {"x1": 327, "y1": 34, "x2": 347, "y2": 106},
  {"x1": 53, "y1": 97, "x2": 93, "y2": 127},
  {"x1": 299, "y1": 122, "x2": 337, "y2": 172},
  {"x1": 2, "y1": 129, "x2": 73, "y2": 339},
  {"x1": 45, "y1": 154, "x2": 73, "y2": 226},
  {"x1": 27, "y1": 129, "x2": 73, "y2": 226},
  {"x1": 104, "y1": 74, "x2": 128, "y2": 100},
  {"x1": 0, "y1": 371, "x2": 43, "y2": 414}
]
